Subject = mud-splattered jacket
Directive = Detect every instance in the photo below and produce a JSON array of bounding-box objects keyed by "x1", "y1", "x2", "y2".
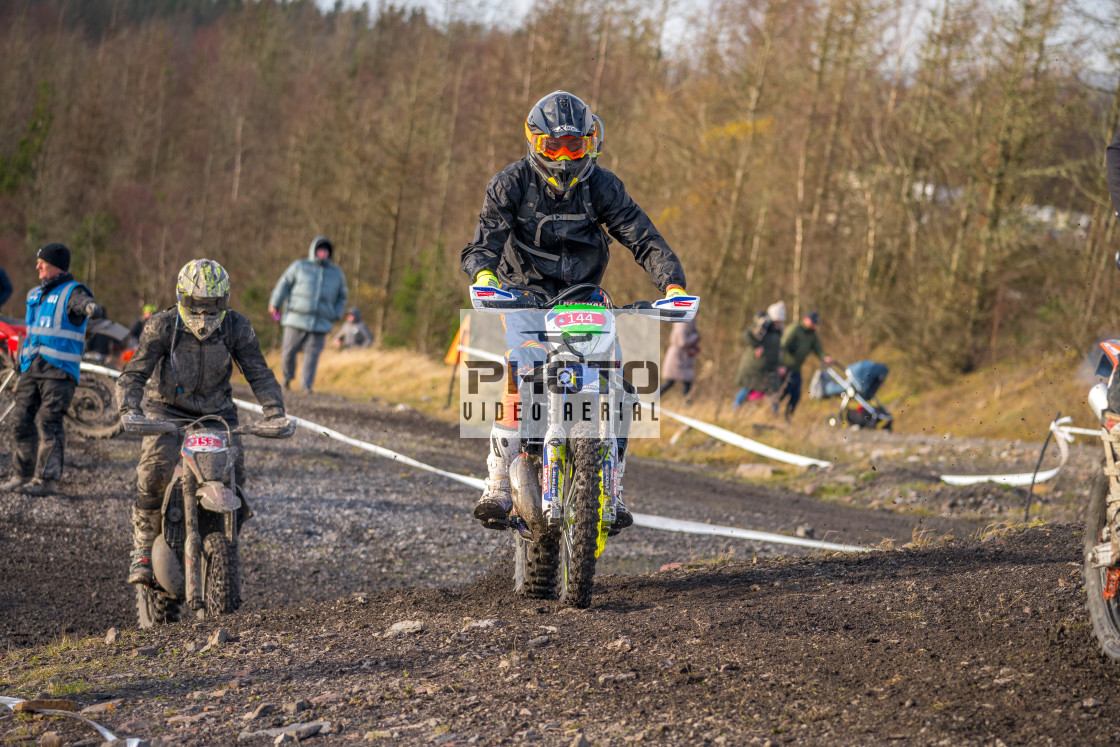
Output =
[
  {"x1": 461, "y1": 158, "x2": 686, "y2": 298},
  {"x1": 117, "y1": 309, "x2": 284, "y2": 422}
]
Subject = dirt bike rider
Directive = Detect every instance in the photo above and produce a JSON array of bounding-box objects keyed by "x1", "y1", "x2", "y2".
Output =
[
  {"x1": 116, "y1": 259, "x2": 289, "y2": 587},
  {"x1": 461, "y1": 90, "x2": 689, "y2": 533}
]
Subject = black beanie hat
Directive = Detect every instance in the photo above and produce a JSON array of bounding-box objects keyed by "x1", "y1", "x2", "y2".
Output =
[{"x1": 36, "y1": 243, "x2": 71, "y2": 272}]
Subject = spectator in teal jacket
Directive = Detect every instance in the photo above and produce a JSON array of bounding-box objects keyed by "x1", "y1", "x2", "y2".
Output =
[{"x1": 268, "y1": 236, "x2": 348, "y2": 393}]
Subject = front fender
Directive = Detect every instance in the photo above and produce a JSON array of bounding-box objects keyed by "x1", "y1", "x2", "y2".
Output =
[{"x1": 197, "y1": 481, "x2": 240, "y2": 513}]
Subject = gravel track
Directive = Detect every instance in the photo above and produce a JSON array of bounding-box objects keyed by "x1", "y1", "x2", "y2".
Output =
[{"x1": 1, "y1": 390, "x2": 1112, "y2": 746}]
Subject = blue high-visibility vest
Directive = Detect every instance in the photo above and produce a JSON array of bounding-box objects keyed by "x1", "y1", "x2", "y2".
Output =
[{"x1": 21, "y1": 280, "x2": 90, "y2": 381}]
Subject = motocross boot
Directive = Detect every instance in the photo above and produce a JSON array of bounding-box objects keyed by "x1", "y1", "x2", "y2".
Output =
[
  {"x1": 473, "y1": 426, "x2": 517, "y2": 530},
  {"x1": 19, "y1": 478, "x2": 58, "y2": 496},
  {"x1": 127, "y1": 506, "x2": 162, "y2": 586},
  {"x1": 0, "y1": 474, "x2": 28, "y2": 492},
  {"x1": 609, "y1": 449, "x2": 633, "y2": 536}
]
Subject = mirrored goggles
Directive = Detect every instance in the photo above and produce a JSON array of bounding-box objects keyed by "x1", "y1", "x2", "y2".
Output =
[{"x1": 529, "y1": 133, "x2": 594, "y2": 161}]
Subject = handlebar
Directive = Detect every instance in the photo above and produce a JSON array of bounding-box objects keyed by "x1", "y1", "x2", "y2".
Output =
[
  {"x1": 120, "y1": 413, "x2": 179, "y2": 435},
  {"x1": 469, "y1": 284, "x2": 700, "y2": 322},
  {"x1": 234, "y1": 419, "x2": 297, "y2": 439},
  {"x1": 121, "y1": 413, "x2": 295, "y2": 439}
]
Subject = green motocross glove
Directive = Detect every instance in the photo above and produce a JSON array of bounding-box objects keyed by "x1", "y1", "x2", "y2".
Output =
[
  {"x1": 665, "y1": 284, "x2": 687, "y2": 299},
  {"x1": 474, "y1": 270, "x2": 500, "y2": 289}
]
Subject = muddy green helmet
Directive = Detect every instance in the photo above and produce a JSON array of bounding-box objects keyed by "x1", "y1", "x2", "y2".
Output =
[{"x1": 176, "y1": 258, "x2": 230, "y2": 340}]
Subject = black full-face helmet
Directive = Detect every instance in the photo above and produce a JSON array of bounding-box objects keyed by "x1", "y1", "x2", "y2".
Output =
[{"x1": 524, "y1": 90, "x2": 603, "y2": 196}]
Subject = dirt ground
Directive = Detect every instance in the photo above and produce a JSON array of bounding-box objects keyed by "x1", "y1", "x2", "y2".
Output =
[{"x1": 0, "y1": 389, "x2": 1113, "y2": 745}]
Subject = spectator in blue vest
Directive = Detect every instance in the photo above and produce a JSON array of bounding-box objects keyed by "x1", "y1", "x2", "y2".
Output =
[
  {"x1": 268, "y1": 236, "x2": 348, "y2": 393},
  {"x1": 0, "y1": 244, "x2": 104, "y2": 496}
]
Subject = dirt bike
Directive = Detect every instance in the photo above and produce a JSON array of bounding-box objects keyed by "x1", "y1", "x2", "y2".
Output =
[
  {"x1": 469, "y1": 282, "x2": 699, "y2": 608},
  {"x1": 122, "y1": 413, "x2": 294, "y2": 628},
  {"x1": 1082, "y1": 338, "x2": 1120, "y2": 660},
  {"x1": 0, "y1": 317, "x2": 125, "y2": 439}
]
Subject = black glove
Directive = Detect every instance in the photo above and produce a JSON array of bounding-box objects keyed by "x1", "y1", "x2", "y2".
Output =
[{"x1": 258, "y1": 415, "x2": 296, "y2": 438}]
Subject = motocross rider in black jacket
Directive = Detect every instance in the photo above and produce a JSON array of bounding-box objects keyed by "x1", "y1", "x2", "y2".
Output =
[
  {"x1": 460, "y1": 90, "x2": 689, "y2": 533},
  {"x1": 117, "y1": 259, "x2": 288, "y2": 586}
]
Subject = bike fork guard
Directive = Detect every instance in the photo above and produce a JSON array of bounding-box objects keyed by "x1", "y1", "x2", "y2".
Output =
[
  {"x1": 543, "y1": 435, "x2": 564, "y2": 523},
  {"x1": 182, "y1": 472, "x2": 204, "y2": 610},
  {"x1": 1102, "y1": 426, "x2": 1120, "y2": 558},
  {"x1": 595, "y1": 439, "x2": 616, "y2": 558}
]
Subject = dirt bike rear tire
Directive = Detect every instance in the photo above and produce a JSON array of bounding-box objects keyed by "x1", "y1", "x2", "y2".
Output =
[
  {"x1": 136, "y1": 586, "x2": 181, "y2": 629},
  {"x1": 1083, "y1": 473, "x2": 1120, "y2": 661},
  {"x1": 65, "y1": 374, "x2": 123, "y2": 439},
  {"x1": 514, "y1": 531, "x2": 559, "y2": 599},
  {"x1": 558, "y1": 423, "x2": 604, "y2": 609},
  {"x1": 201, "y1": 532, "x2": 241, "y2": 618}
]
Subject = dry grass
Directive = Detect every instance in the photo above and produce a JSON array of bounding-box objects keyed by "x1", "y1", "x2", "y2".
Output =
[
  {"x1": 264, "y1": 347, "x2": 458, "y2": 422},
  {"x1": 904, "y1": 526, "x2": 955, "y2": 550}
]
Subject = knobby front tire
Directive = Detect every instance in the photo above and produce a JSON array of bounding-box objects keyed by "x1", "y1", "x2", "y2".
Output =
[
  {"x1": 1084, "y1": 473, "x2": 1120, "y2": 662},
  {"x1": 136, "y1": 586, "x2": 181, "y2": 629},
  {"x1": 558, "y1": 423, "x2": 603, "y2": 608},
  {"x1": 201, "y1": 532, "x2": 241, "y2": 618}
]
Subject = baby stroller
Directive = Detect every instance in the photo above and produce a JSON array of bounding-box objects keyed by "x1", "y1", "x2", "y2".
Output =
[{"x1": 809, "y1": 360, "x2": 893, "y2": 430}]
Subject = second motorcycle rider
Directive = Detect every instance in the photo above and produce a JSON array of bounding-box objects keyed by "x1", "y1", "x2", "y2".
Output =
[
  {"x1": 460, "y1": 90, "x2": 689, "y2": 534},
  {"x1": 117, "y1": 259, "x2": 289, "y2": 587}
]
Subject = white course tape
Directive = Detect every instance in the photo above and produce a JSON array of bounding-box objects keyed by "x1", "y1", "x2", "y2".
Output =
[
  {"x1": 657, "y1": 406, "x2": 832, "y2": 468},
  {"x1": 79, "y1": 361, "x2": 123, "y2": 378},
  {"x1": 233, "y1": 398, "x2": 488, "y2": 491},
  {"x1": 457, "y1": 345, "x2": 506, "y2": 364},
  {"x1": 0, "y1": 696, "x2": 142, "y2": 746},
  {"x1": 1059, "y1": 425, "x2": 1101, "y2": 437},
  {"x1": 80, "y1": 362, "x2": 865, "y2": 552},
  {"x1": 233, "y1": 401, "x2": 866, "y2": 552},
  {"x1": 939, "y1": 416, "x2": 1074, "y2": 487},
  {"x1": 632, "y1": 513, "x2": 869, "y2": 552}
]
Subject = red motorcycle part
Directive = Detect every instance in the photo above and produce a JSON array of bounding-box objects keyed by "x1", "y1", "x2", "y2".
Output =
[{"x1": 1105, "y1": 568, "x2": 1120, "y2": 601}]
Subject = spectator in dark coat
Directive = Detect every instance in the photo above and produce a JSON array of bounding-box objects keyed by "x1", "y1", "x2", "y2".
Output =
[
  {"x1": 733, "y1": 301, "x2": 785, "y2": 408},
  {"x1": 775, "y1": 310, "x2": 833, "y2": 420}
]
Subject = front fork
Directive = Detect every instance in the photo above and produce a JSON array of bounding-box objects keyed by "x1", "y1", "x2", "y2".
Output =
[
  {"x1": 540, "y1": 387, "x2": 621, "y2": 527},
  {"x1": 182, "y1": 471, "x2": 205, "y2": 610},
  {"x1": 1090, "y1": 423, "x2": 1120, "y2": 572}
]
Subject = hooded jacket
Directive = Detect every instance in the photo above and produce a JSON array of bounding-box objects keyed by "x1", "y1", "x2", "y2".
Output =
[
  {"x1": 117, "y1": 308, "x2": 284, "y2": 421},
  {"x1": 329, "y1": 307, "x2": 374, "y2": 349},
  {"x1": 461, "y1": 158, "x2": 686, "y2": 298},
  {"x1": 735, "y1": 314, "x2": 782, "y2": 392},
  {"x1": 269, "y1": 238, "x2": 348, "y2": 333}
]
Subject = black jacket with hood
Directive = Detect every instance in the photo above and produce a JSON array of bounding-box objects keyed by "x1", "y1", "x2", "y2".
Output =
[
  {"x1": 460, "y1": 158, "x2": 686, "y2": 298},
  {"x1": 117, "y1": 308, "x2": 284, "y2": 423}
]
